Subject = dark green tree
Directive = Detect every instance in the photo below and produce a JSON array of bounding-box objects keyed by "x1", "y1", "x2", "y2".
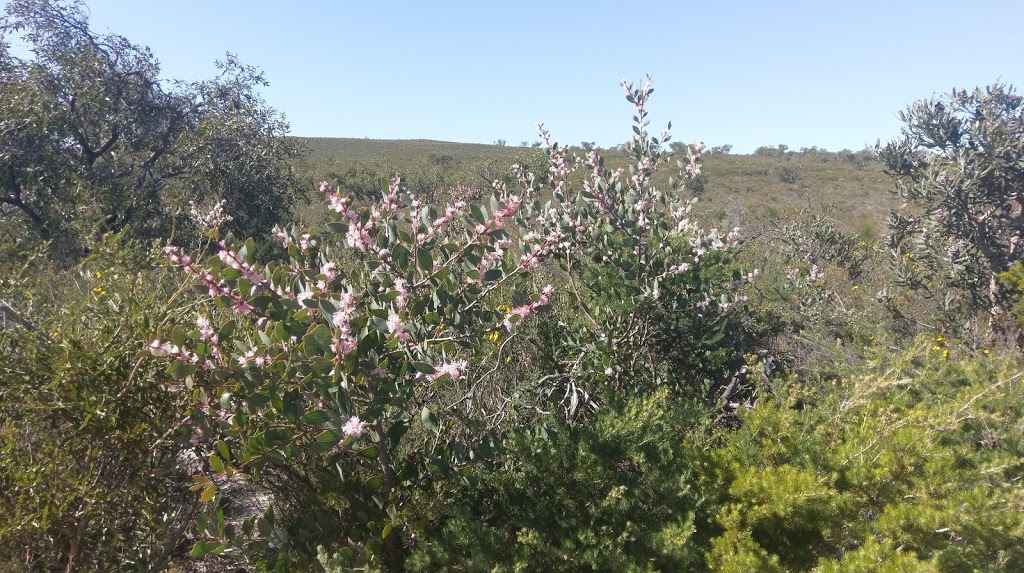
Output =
[{"x1": 0, "y1": 0, "x2": 302, "y2": 256}]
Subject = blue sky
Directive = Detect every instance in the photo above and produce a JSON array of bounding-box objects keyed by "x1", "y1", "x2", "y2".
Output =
[{"x1": 12, "y1": 0, "x2": 1023, "y2": 153}]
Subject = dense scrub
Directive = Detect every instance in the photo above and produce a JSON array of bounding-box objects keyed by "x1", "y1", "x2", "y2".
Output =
[{"x1": 2, "y1": 2, "x2": 1023, "y2": 572}]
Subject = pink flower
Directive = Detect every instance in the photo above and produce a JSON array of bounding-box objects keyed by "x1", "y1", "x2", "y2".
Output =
[
  {"x1": 342, "y1": 416, "x2": 367, "y2": 438},
  {"x1": 387, "y1": 311, "x2": 411, "y2": 342},
  {"x1": 393, "y1": 278, "x2": 409, "y2": 309},
  {"x1": 428, "y1": 360, "x2": 468, "y2": 382},
  {"x1": 196, "y1": 315, "x2": 214, "y2": 340}
]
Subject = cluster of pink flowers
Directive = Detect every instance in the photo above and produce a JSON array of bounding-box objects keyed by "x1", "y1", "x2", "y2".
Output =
[
  {"x1": 428, "y1": 359, "x2": 468, "y2": 382},
  {"x1": 273, "y1": 226, "x2": 291, "y2": 247},
  {"x1": 418, "y1": 200, "x2": 467, "y2": 242},
  {"x1": 196, "y1": 315, "x2": 222, "y2": 363},
  {"x1": 684, "y1": 141, "x2": 705, "y2": 177},
  {"x1": 387, "y1": 311, "x2": 411, "y2": 342},
  {"x1": 189, "y1": 198, "x2": 233, "y2": 231},
  {"x1": 738, "y1": 269, "x2": 760, "y2": 284},
  {"x1": 504, "y1": 285, "x2": 554, "y2": 330},
  {"x1": 341, "y1": 415, "x2": 367, "y2": 438},
  {"x1": 621, "y1": 76, "x2": 653, "y2": 110},
  {"x1": 476, "y1": 238, "x2": 510, "y2": 277},
  {"x1": 381, "y1": 174, "x2": 401, "y2": 212},
  {"x1": 236, "y1": 347, "x2": 270, "y2": 368},
  {"x1": 536, "y1": 123, "x2": 581, "y2": 192},
  {"x1": 519, "y1": 231, "x2": 565, "y2": 269},
  {"x1": 321, "y1": 181, "x2": 379, "y2": 252},
  {"x1": 317, "y1": 262, "x2": 338, "y2": 290},
  {"x1": 331, "y1": 292, "x2": 358, "y2": 357},
  {"x1": 217, "y1": 241, "x2": 263, "y2": 285},
  {"x1": 393, "y1": 277, "x2": 409, "y2": 309},
  {"x1": 165, "y1": 245, "x2": 253, "y2": 315}
]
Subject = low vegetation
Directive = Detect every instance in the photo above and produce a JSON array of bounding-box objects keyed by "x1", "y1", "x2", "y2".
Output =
[{"x1": 2, "y1": 2, "x2": 1022, "y2": 572}]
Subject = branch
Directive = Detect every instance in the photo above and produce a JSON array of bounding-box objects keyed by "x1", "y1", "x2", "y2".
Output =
[
  {"x1": 1, "y1": 166, "x2": 50, "y2": 239},
  {"x1": 0, "y1": 300, "x2": 56, "y2": 345}
]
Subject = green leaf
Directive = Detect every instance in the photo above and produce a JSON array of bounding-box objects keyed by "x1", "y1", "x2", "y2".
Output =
[
  {"x1": 171, "y1": 326, "x2": 186, "y2": 348},
  {"x1": 412, "y1": 362, "x2": 436, "y2": 375},
  {"x1": 510, "y1": 288, "x2": 529, "y2": 307},
  {"x1": 209, "y1": 454, "x2": 225, "y2": 473},
  {"x1": 218, "y1": 319, "x2": 236, "y2": 339},
  {"x1": 313, "y1": 429, "x2": 342, "y2": 455},
  {"x1": 470, "y1": 204, "x2": 486, "y2": 224},
  {"x1": 217, "y1": 440, "x2": 231, "y2": 461},
  {"x1": 366, "y1": 475, "x2": 385, "y2": 490},
  {"x1": 200, "y1": 482, "x2": 217, "y2": 503},
  {"x1": 305, "y1": 324, "x2": 333, "y2": 352},
  {"x1": 417, "y1": 248, "x2": 433, "y2": 272},
  {"x1": 167, "y1": 360, "x2": 195, "y2": 380},
  {"x1": 244, "y1": 237, "x2": 256, "y2": 264},
  {"x1": 301, "y1": 410, "x2": 331, "y2": 426},
  {"x1": 190, "y1": 540, "x2": 223, "y2": 558},
  {"x1": 421, "y1": 406, "x2": 439, "y2": 434}
]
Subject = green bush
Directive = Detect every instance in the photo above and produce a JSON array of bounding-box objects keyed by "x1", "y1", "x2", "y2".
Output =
[
  {"x1": 404, "y1": 390, "x2": 714, "y2": 572},
  {"x1": 708, "y1": 341, "x2": 1024, "y2": 571},
  {"x1": 0, "y1": 235, "x2": 198, "y2": 572}
]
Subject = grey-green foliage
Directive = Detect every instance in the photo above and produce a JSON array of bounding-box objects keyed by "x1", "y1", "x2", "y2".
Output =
[
  {"x1": 0, "y1": 0, "x2": 302, "y2": 258},
  {"x1": 879, "y1": 83, "x2": 1024, "y2": 316}
]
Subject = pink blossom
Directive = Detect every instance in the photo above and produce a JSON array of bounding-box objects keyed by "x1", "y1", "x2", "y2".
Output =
[
  {"x1": 196, "y1": 315, "x2": 215, "y2": 340},
  {"x1": 428, "y1": 360, "x2": 468, "y2": 382},
  {"x1": 393, "y1": 278, "x2": 409, "y2": 309},
  {"x1": 342, "y1": 416, "x2": 367, "y2": 438},
  {"x1": 387, "y1": 311, "x2": 411, "y2": 342}
]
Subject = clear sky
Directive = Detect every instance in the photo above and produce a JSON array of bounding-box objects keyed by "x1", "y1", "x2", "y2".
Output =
[{"x1": 12, "y1": 0, "x2": 1023, "y2": 153}]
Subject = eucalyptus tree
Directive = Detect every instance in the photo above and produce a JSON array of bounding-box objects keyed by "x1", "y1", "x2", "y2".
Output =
[{"x1": 0, "y1": 0, "x2": 302, "y2": 257}]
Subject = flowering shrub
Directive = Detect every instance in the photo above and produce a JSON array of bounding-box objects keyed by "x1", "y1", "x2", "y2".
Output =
[
  {"x1": 518, "y1": 77, "x2": 756, "y2": 409},
  {"x1": 156, "y1": 80, "x2": 754, "y2": 571}
]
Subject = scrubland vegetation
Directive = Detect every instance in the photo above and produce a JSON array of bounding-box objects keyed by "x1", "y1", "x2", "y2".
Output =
[{"x1": 3, "y1": 1, "x2": 1023, "y2": 572}]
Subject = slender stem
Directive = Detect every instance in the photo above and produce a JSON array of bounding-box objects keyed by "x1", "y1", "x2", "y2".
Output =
[{"x1": 374, "y1": 419, "x2": 405, "y2": 573}]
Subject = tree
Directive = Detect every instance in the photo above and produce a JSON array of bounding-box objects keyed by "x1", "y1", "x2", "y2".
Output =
[
  {"x1": 879, "y1": 83, "x2": 1024, "y2": 316},
  {"x1": 0, "y1": 0, "x2": 302, "y2": 256}
]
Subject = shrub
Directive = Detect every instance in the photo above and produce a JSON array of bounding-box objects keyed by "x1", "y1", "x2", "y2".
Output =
[
  {"x1": 0, "y1": 235, "x2": 198, "y2": 572},
  {"x1": 154, "y1": 78, "x2": 754, "y2": 572},
  {"x1": 404, "y1": 390, "x2": 715, "y2": 572},
  {"x1": 879, "y1": 83, "x2": 1024, "y2": 320},
  {"x1": 708, "y1": 342, "x2": 1024, "y2": 571}
]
